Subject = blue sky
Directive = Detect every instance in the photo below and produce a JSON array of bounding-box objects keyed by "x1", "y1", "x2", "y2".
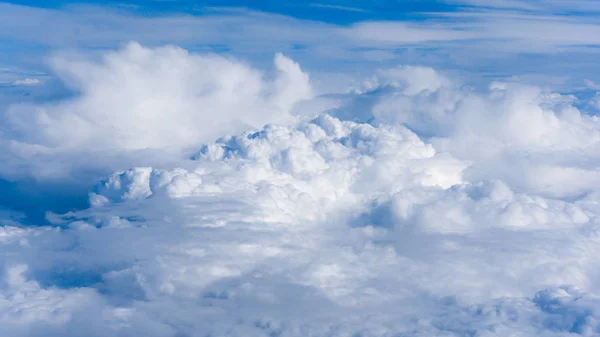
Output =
[
  {"x1": 2, "y1": 0, "x2": 600, "y2": 93},
  {"x1": 4, "y1": 0, "x2": 457, "y2": 23},
  {"x1": 6, "y1": 0, "x2": 600, "y2": 22}
]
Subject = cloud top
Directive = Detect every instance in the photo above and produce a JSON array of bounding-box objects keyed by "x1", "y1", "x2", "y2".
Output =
[{"x1": 4, "y1": 42, "x2": 311, "y2": 152}]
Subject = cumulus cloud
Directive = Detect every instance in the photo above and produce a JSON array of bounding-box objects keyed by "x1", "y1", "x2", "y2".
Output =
[
  {"x1": 2, "y1": 44, "x2": 600, "y2": 336},
  {"x1": 0, "y1": 42, "x2": 311, "y2": 183},
  {"x1": 0, "y1": 43, "x2": 313, "y2": 229},
  {"x1": 5, "y1": 42, "x2": 311, "y2": 152},
  {"x1": 330, "y1": 67, "x2": 600, "y2": 198},
  {"x1": 6, "y1": 110, "x2": 599, "y2": 336},
  {"x1": 0, "y1": 265, "x2": 175, "y2": 337}
]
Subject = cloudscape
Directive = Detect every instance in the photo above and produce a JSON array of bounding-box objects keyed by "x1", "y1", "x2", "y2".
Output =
[{"x1": 1, "y1": 1, "x2": 600, "y2": 336}]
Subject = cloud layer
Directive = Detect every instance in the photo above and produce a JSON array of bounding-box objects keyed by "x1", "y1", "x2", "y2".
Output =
[
  {"x1": 3, "y1": 2, "x2": 600, "y2": 90},
  {"x1": 1, "y1": 42, "x2": 600, "y2": 336}
]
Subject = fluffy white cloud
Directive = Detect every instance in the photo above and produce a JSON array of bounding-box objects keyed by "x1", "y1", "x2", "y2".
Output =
[
  {"x1": 332, "y1": 68, "x2": 600, "y2": 198},
  {"x1": 0, "y1": 265, "x2": 175, "y2": 337},
  {"x1": 0, "y1": 42, "x2": 311, "y2": 184},
  {"x1": 5, "y1": 42, "x2": 311, "y2": 152},
  {"x1": 1, "y1": 44, "x2": 600, "y2": 336}
]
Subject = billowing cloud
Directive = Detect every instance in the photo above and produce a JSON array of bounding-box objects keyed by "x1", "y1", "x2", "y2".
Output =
[
  {"x1": 331, "y1": 67, "x2": 600, "y2": 198},
  {"x1": 1, "y1": 43, "x2": 600, "y2": 336},
  {"x1": 5, "y1": 42, "x2": 311, "y2": 152},
  {"x1": 0, "y1": 42, "x2": 311, "y2": 181}
]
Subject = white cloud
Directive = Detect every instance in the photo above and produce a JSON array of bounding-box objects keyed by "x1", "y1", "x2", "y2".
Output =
[
  {"x1": 0, "y1": 42, "x2": 311, "y2": 180},
  {"x1": 0, "y1": 265, "x2": 175, "y2": 337},
  {"x1": 2, "y1": 1, "x2": 600, "y2": 101},
  {"x1": 335, "y1": 68, "x2": 600, "y2": 198},
  {"x1": 1, "y1": 44, "x2": 600, "y2": 336},
  {"x1": 585, "y1": 79, "x2": 600, "y2": 90},
  {"x1": 12, "y1": 78, "x2": 41, "y2": 86},
  {"x1": 5, "y1": 108, "x2": 599, "y2": 335}
]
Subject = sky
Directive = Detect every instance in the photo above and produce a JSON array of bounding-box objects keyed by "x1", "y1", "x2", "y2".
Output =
[
  {"x1": 3, "y1": 0, "x2": 600, "y2": 88},
  {"x1": 1, "y1": 1, "x2": 600, "y2": 336}
]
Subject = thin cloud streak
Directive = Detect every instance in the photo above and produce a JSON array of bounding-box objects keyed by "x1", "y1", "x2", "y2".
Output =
[
  {"x1": 2, "y1": 3, "x2": 600, "y2": 52},
  {"x1": 309, "y1": 3, "x2": 368, "y2": 13}
]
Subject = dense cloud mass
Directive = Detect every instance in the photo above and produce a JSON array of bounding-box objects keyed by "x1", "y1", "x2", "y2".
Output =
[
  {"x1": 1, "y1": 43, "x2": 600, "y2": 336},
  {"x1": 1, "y1": 42, "x2": 311, "y2": 180}
]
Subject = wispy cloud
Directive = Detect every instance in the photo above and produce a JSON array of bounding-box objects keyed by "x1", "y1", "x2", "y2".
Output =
[
  {"x1": 1, "y1": 2, "x2": 600, "y2": 88},
  {"x1": 445, "y1": 0, "x2": 600, "y2": 13},
  {"x1": 12, "y1": 78, "x2": 41, "y2": 86},
  {"x1": 2, "y1": 3, "x2": 600, "y2": 52},
  {"x1": 309, "y1": 3, "x2": 367, "y2": 13}
]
